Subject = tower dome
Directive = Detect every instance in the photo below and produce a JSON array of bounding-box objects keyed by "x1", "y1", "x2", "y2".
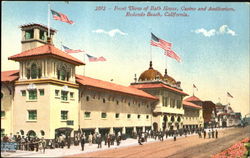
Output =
[
  {"x1": 163, "y1": 68, "x2": 177, "y2": 85},
  {"x1": 139, "y1": 61, "x2": 164, "y2": 81}
]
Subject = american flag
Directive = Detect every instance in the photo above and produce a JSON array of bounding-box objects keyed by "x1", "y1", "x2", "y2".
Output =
[
  {"x1": 62, "y1": 45, "x2": 84, "y2": 53},
  {"x1": 164, "y1": 50, "x2": 181, "y2": 62},
  {"x1": 86, "y1": 54, "x2": 107, "y2": 62},
  {"x1": 151, "y1": 33, "x2": 172, "y2": 51},
  {"x1": 227, "y1": 92, "x2": 233, "y2": 98},
  {"x1": 51, "y1": 9, "x2": 74, "y2": 24}
]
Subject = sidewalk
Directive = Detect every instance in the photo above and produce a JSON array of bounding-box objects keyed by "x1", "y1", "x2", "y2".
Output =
[{"x1": 1, "y1": 127, "x2": 230, "y2": 157}]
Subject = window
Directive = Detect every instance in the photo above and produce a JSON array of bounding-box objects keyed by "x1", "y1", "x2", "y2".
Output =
[
  {"x1": 138, "y1": 103, "x2": 140, "y2": 107},
  {"x1": 137, "y1": 115, "x2": 141, "y2": 119},
  {"x1": 55, "y1": 90, "x2": 59, "y2": 96},
  {"x1": 60, "y1": 66, "x2": 66, "y2": 81},
  {"x1": 39, "y1": 30, "x2": 45, "y2": 40},
  {"x1": 26, "y1": 69, "x2": 31, "y2": 79},
  {"x1": 115, "y1": 113, "x2": 120, "y2": 118},
  {"x1": 116, "y1": 100, "x2": 119, "y2": 105},
  {"x1": 147, "y1": 104, "x2": 149, "y2": 108},
  {"x1": 61, "y1": 111, "x2": 68, "y2": 120},
  {"x1": 61, "y1": 91, "x2": 68, "y2": 101},
  {"x1": 70, "y1": 92, "x2": 74, "y2": 98},
  {"x1": 28, "y1": 90, "x2": 37, "y2": 100},
  {"x1": 21, "y1": 90, "x2": 26, "y2": 96},
  {"x1": 127, "y1": 114, "x2": 131, "y2": 119},
  {"x1": 1, "y1": 111, "x2": 5, "y2": 118},
  {"x1": 31, "y1": 64, "x2": 38, "y2": 79},
  {"x1": 1, "y1": 92, "x2": 3, "y2": 99},
  {"x1": 146, "y1": 115, "x2": 149, "y2": 119},
  {"x1": 25, "y1": 29, "x2": 34, "y2": 39},
  {"x1": 1, "y1": 129, "x2": 5, "y2": 137},
  {"x1": 40, "y1": 130, "x2": 45, "y2": 136},
  {"x1": 39, "y1": 89, "x2": 44, "y2": 96},
  {"x1": 128, "y1": 102, "x2": 130, "y2": 106},
  {"x1": 28, "y1": 110, "x2": 37, "y2": 120},
  {"x1": 84, "y1": 112, "x2": 91, "y2": 118},
  {"x1": 86, "y1": 96, "x2": 89, "y2": 101},
  {"x1": 103, "y1": 98, "x2": 106, "y2": 103},
  {"x1": 101, "y1": 112, "x2": 107, "y2": 118}
]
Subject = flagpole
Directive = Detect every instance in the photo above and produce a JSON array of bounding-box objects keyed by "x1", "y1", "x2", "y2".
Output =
[
  {"x1": 48, "y1": 3, "x2": 51, "y2": 39},
  {"x1": 150, "y1": 28, "x2": 152, "y2": 62},
  {"x1": 83, "y1": 53, "x2": 86, "y2": 76}
]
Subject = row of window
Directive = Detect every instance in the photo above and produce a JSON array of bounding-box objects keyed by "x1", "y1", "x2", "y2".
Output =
[
  {"x1": 20, "y1": 89, "x2": 74, "y2": 101},
  {"x1": 21, "y1": 89, "x2": 44, "y2": 100},
  {"x1": 86, "y1": 96, "x2": 150, "y2": 108},
  {"x1": 84, "y1": 112, "x2": 150, "y2": 120},
  {"x1": 162, "y1": 97, "x2": 182, "y2": 108},
  {"x1": 25, "y1": 29, "x2": 46, "y2": 41},
  {"x1": 55, "y1": 90, "x2": 74, "y2": 101},
  {"x1": 24, "y1": 110, "x2": 150, "y2": 121}
]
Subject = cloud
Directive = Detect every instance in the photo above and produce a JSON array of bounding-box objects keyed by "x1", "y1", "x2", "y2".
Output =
[
  {"x1": 92, "y1": 29, "x2": 127, "y2": 37},
  {"x1": 194, "y1": 25, "x2": 236, "y2": 37},
  {"x1": 195, "y1": 28, "x2": 216, "y2": 37}
]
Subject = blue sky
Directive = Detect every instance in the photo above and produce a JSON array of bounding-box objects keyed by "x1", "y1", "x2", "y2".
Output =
[{"x1": 2, "y1": 2, "x2": 249, "y2": 116}]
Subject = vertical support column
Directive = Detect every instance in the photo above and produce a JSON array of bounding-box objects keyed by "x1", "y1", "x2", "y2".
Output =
[
  {"x1": 122, "y1": 127, "x2": 125, "y2": 134},
  {"x1": 110, "y1": 127, "x2": 114, "y2": 134},
  {"x1": 142, "y1": 126, "x2": 145, "y2": 133},
  {"x1": 42, "y1": 59, "x2": 45, "y2": 77},
  {"x1": 45, "y1": 59, "x2": 47, "y2": 77},
  {"x1": 19, "y1": 62, "x2": 23, "y2": 79},
  {"x1": 23, "y1": 62, "x2": 27, "y2": 80},
  {"x1": 95, "y1": 128, "x2": 99, "y2": 134}
]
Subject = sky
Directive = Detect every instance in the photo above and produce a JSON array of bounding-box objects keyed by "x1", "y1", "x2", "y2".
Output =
[{"x1": 2, "y1": 1, "x2": 250, "y2": 117}]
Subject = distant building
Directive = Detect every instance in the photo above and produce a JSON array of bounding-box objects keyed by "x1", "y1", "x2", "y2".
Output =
[
  {"x1": 202, "y1": 101, "x2": 217, "y2": 128},
  {"x1": 182, "y1": 96, "x2": 204, "y2": 129}
]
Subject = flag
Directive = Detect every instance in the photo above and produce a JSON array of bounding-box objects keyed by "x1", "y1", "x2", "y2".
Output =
[
  {"x1": 227, "y1": 92, "x2": 233, "y2": 98},
  {"x1": 164, "y1": 50, "x2": 181, "y2": 62},
  {"x1": 86, "y1": 54, "x2": 106, "y2": 62},
  {"x1": 51, "y1": 9, "x2": 74, "y2": 24},
  {"x1": 151, "y1": 33, "x2": 172, "y2": 51},
  {"x1": 62, "y1": 45, "x2": 84, "y2": 53}
]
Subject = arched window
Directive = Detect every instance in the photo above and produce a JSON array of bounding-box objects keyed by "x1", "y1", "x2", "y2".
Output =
[
  {"x1": 20, "y1": 130, "x2": 24, "y2": 136},
  {"x1": 1, "y1": 92, "x2": 3, "y2": 99},
  {"x1": 26, "y1": 69, "x2": 31, "y2": 79},
  {"x1": 40, "y1": 130, "x2": 45, "y2": 136},
  {"x1": 60, "y1": 66, "x2": 66, "y2": 81},
  {"x1": 31, "y1": 64, "x2": 38, "y2": 79},
  {"x1": 27, "y1": 130, "x2": 36, "y2": 137},
  {"x1": 57, "y1": 69, "x2": 60, "y2": 79},
  {"x1": 67, "y1": 72, "x2": 70, "y2": 81}
]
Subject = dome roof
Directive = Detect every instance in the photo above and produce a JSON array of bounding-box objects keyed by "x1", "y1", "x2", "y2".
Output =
[
  {"x1": 139, "y1": 61, "x2": 164, "y2": 81},
  {"x1": 163, "y1": 69, "x2": 177, "y2": 85}
]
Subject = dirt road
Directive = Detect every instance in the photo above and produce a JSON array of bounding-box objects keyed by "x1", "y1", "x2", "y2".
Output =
[{"x1": 66, "y1": 126, "x2": 250, "y2": 158}]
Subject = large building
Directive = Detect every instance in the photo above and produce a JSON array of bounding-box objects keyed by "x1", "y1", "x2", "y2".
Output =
[{"x1": 1, "y1": 23, "x2": 204, "y2": 140}]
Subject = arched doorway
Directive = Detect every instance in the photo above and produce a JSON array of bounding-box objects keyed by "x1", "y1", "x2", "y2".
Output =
[
  {"x1": 27, "y1": 130, "x2": 36, "y2": 137},
  {"x1": 163, "y1": 115, "x2": 168, "y2": 131},
  {"x1": 153, "y1": 122, "x2": 158, "y2": 131},
  {"x1": 222, "y1": 121, "x2": 227, "y2": 127},
  {"x1": 55, "y1": 127, "x2": 73, "y2": 139}
]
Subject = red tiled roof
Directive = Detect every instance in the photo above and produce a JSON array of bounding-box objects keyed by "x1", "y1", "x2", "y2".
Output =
[
  {"x1": 1, "y1": 70, "x2": 19, "y2": 82},
  {"x1": 130, "y1": 83, "x2": 188, "y2": 96},
  {"x1": 183, "y1": 100, "x2": 202, "y2": 109},
  {"x1": 184, "y1": 95, "x2": 202, "y2": 102},
  {"x1": 8, "y1": 44, "x2": 84, "y2": 66},
  {"x1": 20, "y1": 23, "x2": 56, "y2": 33},
  {"x1": 76, "y1": 75, "x2": 158, "y2": 100}
]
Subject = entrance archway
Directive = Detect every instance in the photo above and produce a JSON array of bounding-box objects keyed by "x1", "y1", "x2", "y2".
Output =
[
  {"x1": 55, "y1": 127, "x2": 73, "y2": 138},
  {"x1": 153, "y1": 122, "x2": 158, "y2": 131},
  {"x1": 27, "y1": 130, "x2": 36, "y2": 137}
]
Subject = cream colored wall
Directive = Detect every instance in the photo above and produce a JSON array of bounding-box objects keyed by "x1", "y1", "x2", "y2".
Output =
[
  {"x1": 79, "y1": 88, "x2": 153, "y2": 132},
  {"x1": 13, "y1": 84, "x2": 51, "y2": 138},
  {"x1": 49, "y1": 84, "x2": 79, "y2": 138},
  {"x1": 183, "y1": 106, "x2": 204, "y2": 127},
  {"x1": 1, "y1": 84, "x2": 14, "y2": 136}
]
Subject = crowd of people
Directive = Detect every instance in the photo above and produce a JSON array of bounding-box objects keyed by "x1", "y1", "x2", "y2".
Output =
[
  {"x1": 2, "y1": 133, "x2": 46, "y2": 153},
  {"x1": 1, "y1": 127, "x2": 220, "y2": 153}
]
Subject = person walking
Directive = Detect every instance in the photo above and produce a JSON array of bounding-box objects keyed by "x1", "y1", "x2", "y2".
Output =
[
  {"x1": 107, "y1": 134, "x2": 111, "y2": 148},
  {"x1": 203, "y1": 130, "x2": 206, "y2": 139},
  {"x1": 97, "y1": 133, "x2": 102, "y2": 148},
  {"x1": 208, "y1": 130, "x2": 211, "y2": 139},
  {"x1": 215, "y1": 130, "x2": 218, "y2": 139},
  {"x1": 212, "y1": 130, "x2": 215, "y2": 138},
  {"x1": 88, "y1": 133, "x2": 93, "y2": 146},
  {"x1": 138, "y1": 130, "x2": 143, "y2": 145},
  {"x1": 80, "y1": 133, "x2": 85, "y2": 151},
  {"x1": 173, "y1": 132, "x2": 177, "y2": 141},
  {"x1": 40, "y1": 137, "x2": 46, "y2": 154}
]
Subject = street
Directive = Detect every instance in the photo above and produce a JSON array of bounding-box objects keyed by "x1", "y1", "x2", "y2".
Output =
[{"x1": 67, "y1": 126, "x2": 250, "y2": 158}]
